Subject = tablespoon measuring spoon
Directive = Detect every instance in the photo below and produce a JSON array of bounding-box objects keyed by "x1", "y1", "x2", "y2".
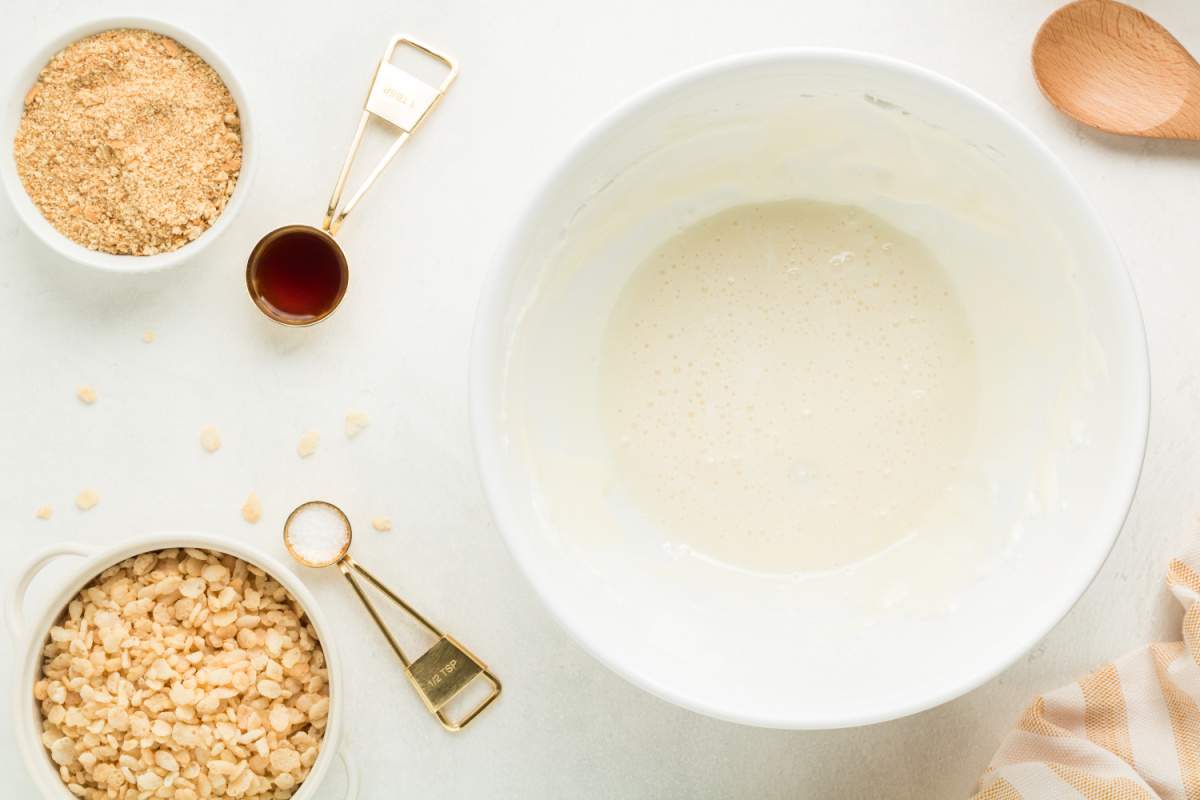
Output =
[
  {"x1": 246, "y1": 35, "x2": 458, "y2": 326},
  {"x1": 283, "y1": 501, "x2": 500, "y2": 731}
]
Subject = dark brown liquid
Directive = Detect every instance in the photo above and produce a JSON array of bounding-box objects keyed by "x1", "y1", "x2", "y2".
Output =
[{"x1": 247, "y1": 226, "x2": 348, "y2": 324}]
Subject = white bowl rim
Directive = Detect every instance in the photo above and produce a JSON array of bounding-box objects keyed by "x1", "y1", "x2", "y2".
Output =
[
  {"x1": 10, "y1": 531, "x2": 346, "y2": 798},
  {"x1": 1, "y1": 15, "x2": 257, "y2": 273},
  {"x1": 468, "y1": 47, "x2": 1151, "y2": 729}
]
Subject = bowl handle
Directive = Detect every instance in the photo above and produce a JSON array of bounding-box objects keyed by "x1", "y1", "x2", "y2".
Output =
[
  {"x1": 7, "y1": 542, "x2": 94, "y2": 645},
  {"x1": 335, "y1": 747, "x2": 358, "y2": 799}
]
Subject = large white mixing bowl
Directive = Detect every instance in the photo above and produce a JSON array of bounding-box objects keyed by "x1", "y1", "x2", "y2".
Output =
[{"x1": 470, "y1": 50, "x2": 1149, "y2": 729}]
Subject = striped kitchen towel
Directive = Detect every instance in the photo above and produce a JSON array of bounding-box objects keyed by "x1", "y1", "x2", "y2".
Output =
[{"x1": 973, "y1": 552, "x2": 1200, "y2": 799}]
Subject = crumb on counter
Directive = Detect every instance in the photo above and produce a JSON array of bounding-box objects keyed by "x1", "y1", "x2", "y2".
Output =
[
  {"x1": 35, "y1": 505, "x2": 52, "y2": 520},
  {"x1": 371, "y1": 517, "x2": 392, "y2": 533},
  {"x1": 297, "y1": 431, "x2": 320, "y2": 458},
  {"x1": 199, "y1": 425, "x2": 222, "y2": 453},
  {"x1": 242, "y1": 491, "x2": 262, "y2": 524},
  {"x1": 345, "y1": 411, "x2": 369, "y2": 438},
  {"x1": 75, "y1": 489, "x2": 99, "y2": 510},
  {"x1": 76, "y1": 385, "x2": 96, "y2": 404}
]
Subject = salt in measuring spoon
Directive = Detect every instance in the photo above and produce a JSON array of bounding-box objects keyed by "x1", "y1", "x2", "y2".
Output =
[
  {"x1": 246, "y1": 35, "x2": 458, "y2": 326},
  {"x1": 283, "y1": 501, "x2": 500, "y2": 731}
]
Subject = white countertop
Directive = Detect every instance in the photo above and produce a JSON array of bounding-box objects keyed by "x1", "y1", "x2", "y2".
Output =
[{"x1": 2, "y1": 1, "x2": 1198, "y2": 797}]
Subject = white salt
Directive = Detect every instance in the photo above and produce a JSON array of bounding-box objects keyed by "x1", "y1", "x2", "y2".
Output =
[{"x1": 287, "y1": 504, "x2": 350, "y2": 565}]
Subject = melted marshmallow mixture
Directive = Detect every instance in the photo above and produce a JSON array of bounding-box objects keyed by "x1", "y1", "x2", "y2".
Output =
[{"x1": 600, "y1": 200, "x2": 979, "y2": 573}]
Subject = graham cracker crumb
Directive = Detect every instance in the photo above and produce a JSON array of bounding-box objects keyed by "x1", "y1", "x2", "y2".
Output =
[
  {"x1": 75, "y1": 489, "x2": 99, "y2": 510},
  {"x1": 371, "y1": 517, "x2": 392, "y2": 532},
  {"x1": 35, "y1": 505, "x2": 53, "y2": 520},
  {"x1": 142, "y1": 329, "x2": 155, "y2": 343},
  {"x1": 13, "y1": 29, "x2": 243, "y2": 256},
  {"x1": 77, "y1": 385, "x2": 96, "y2": 404}
]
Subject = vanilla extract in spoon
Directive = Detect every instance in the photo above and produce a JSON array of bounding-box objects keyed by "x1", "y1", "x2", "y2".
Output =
[{"x1": 245, "y1": 35, "x2": 457, "y2": 326}]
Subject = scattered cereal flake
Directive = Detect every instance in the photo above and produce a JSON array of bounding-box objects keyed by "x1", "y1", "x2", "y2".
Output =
[
  {"x1": 76, "y1": 385, "x2": 96, "y2": 404},
  {"x1": 269, "y1": 705, "x2": 290, "y2": 733},
  {"x1": 35, "y1": 505, "x2": 52, "y2": 520},
  {"x1": 179, "y1": 577, "x2": 206, "y2": 598},
  {"x1": 371, "y1": 517, "x2": 392, "y2": 532},
  {"x1": 269, "y1": 746, "x2": 299, "y2": 772},
  {"x1": 308, "y1": 696, "x2": 330, "y2": 721},
  {"x1": 199, "y1": 425, "x2": 221, "y2": 453},
  {"x1": 345, "y1": 411, "x2": 369, "y2": 438},
  {"x1": 297, "y1": 431, "x2": 320, "y2": 458},
  {"x1": 142, "y1": 329, "x2": 156, "y2": 343},
  {"x1": 154, "y1": 750, "x2": 178, "y2": 773},
  {"x1": 50, "y1": 736, "x2": 76, "y2": 766},
  {"x1": 75, "y1": 489, "x2": 99, "y2": 511},
  {"x1": 241, "y1": 491, "x2": 262, "y2": 524}
]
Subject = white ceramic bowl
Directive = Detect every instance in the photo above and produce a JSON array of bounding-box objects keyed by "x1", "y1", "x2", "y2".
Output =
[
  {"x1": 9, "y1": 534, "x2": 357, "y2": 799},
  {"x1": 0, "y1": 17, "x2": 256, "y2": 272},
  {"x1": 470, "y1": 50, "x2": 1149, "y2": 729}
]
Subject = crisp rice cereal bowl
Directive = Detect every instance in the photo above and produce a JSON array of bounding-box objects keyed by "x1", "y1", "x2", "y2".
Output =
[
  {"x1": 0, "y1": 16, "x2": 256, "y2": 273},
  {"x1": 9, "y1": 533, "x2": 357, "y2": 800}
]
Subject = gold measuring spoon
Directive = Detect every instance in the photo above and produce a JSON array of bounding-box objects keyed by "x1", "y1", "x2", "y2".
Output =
[
  {"x1": 246, "y1": 35, "x2": 458, "y2": 326},
  {"x1": 283, "y1": 501, "x2": 500, "y2": 731},
  {"x1": 1033, "y1": 0, "x2": 1200, "y2": 139}
]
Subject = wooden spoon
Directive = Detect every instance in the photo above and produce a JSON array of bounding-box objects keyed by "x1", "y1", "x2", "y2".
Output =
[{"x1": 1032, "y1": 0, "x2": 1200, "y2": 139}]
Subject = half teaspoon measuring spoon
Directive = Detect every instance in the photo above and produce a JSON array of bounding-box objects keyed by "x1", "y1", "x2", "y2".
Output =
[{"x1": 283, "y1": 501, "x2": 500, "y2": 731}]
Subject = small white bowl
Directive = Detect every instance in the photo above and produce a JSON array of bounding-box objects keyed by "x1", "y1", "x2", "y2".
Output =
[
  {"x1": 9, "y1": 533, "x2": 357, "y2": 799},
  {"x1": 471, "y1": 49, "x2": 1149, "y2": 729},
  {"x1": 0, "y1": 17, "x2": 256, "y2": 273}
]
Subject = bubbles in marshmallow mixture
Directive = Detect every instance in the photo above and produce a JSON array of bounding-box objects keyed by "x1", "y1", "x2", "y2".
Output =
[{"x1": 600, "y1": 200, "x2": 978, "y2": 573}]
